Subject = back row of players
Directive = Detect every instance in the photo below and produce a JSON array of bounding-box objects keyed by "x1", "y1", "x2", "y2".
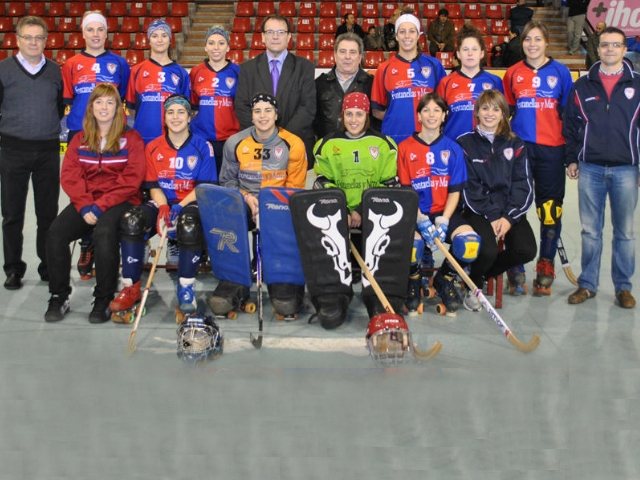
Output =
[{"x1": 45, "y1": 11, "x2": 581, "y2": 325}]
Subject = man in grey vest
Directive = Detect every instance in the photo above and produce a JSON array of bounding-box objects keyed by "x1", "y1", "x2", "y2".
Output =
[{"x1": 0, "y1": 16, "x2": 64, "y2": 289}]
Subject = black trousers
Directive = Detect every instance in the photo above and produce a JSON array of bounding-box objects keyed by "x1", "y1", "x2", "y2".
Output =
[
  {"x1": 47, "y1": 202, "x2": 133, "y2": 300},
  {"x1": 0, "y1": 145, "x2": 60, "y2": 278},
  {"x1": 462, "y1": 211, "x2": 537, "y2": 287}
]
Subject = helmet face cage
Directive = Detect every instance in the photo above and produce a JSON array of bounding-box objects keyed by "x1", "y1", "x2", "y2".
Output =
[
  {"x1": 366, "y1": 313, "x2": 412, "y2": 366},
  {"x1": 177, "y1": 314, "x2": 223, "y2": 365}
]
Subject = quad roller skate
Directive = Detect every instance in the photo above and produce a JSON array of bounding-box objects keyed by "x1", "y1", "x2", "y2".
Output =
[
  {"x1": 404, "y1": 267, "x2": 423, "y2": 316},
  {"x1": 110, "y1": 281, "x2": 143, "y2": 324},
  {"x1": 431, "y1": 271, "x2": 462, "y2": 316},
  {"x1": 533, "y1": 258, "x2": 555, "y2": 296},
  {"x1": 208, "y1": 280, "x2": 255, "y2": 320},
  {"x1": 176, "y1": 282, "x2": 197, "y2": 323},
  {"x1": 268, "y1": 283, "x2": 305, "y2": 321},
  {"x1": 313, "y1": 293, "x2": 352, "y2": 329},
  {"x1": 77, "y1": 240, "x2": 95, "y2": 280},
  {"x1": 506, "y1": 265, "x2": 528, "y2": 295}
]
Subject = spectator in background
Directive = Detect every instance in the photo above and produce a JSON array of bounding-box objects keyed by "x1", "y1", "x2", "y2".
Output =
[
  {"x1": 383, "y1": 9, "x2": 402, "y2": 51},
  {"x1": 0, "y1": 15, "x2": 64, "y2": 290},
  {"x1": 585, "y1": 21, "x2": 606, "y2": 68},
  {"x1": 314, "y1": 33, "x2": 379, "y2": 139},
  {"x1": 567, "y1": 0, "x2": 589, "y2": 55},
  {"x1": 364, "y1": 25, "x2": 385, "y2": 51},
  {"x1": 427, "y1": 9, "x2": 456, "y2": 57},
  {"x1": 235, "y1": 15, "x2": 316, "y2": 169},
  {"x1": 503, "y1": 27, "x2": 525, "y2": 67},
  {"x1": 509, "y1": 0, "x2": 534, "y2": 35},
  {"x1": 336, "y1": 13, "x2": 365, "y2": 40}
]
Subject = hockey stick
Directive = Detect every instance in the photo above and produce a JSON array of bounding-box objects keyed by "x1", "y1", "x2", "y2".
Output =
[
  {"x1": 433, "y1": 238, "x2": 540, "y2": 353},
  {"x1": 350, "y1": 241, "x2": 442, "y2": 361},
  {"x1": 250, "y1": 223, "x2": 263, "y2": 349},
  {"x1": 556, "y1": 236, "x2": 579, "y2": 286},
  {"x1": 127, "y1": 226, "x2": 168, "y2": 356}
]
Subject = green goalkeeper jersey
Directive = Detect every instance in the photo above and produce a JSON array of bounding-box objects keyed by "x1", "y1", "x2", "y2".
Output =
[{"x1": 313, "y1": 129, "x2": 398, "y2": 212}]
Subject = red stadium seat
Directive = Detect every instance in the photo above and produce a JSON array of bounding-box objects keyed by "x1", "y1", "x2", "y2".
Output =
[
  {"x1": 402, "y1": 3, "x2": 420, "y2": 16},
  {"x1": 66, "y1": 32, "x2": 85, "y2": 49},
  {"x1": 251, "y1": 34, "x2": 265, "y2": 50},
  {"x1": 170, "y1": 2, "x2": 190, "y2": 17},
  {"x1": 57, "y1": 17, "x2": 79, "y2": 33},
  {"x1": 0, "y1": 18, "x2": 13, "y2": 33},
  {"x1": 165, "y1": 17, "x2": 183, "y2": 33},
  {"x1": 256, "y1": 2, "x2": 276, "y2": 17},
  {"x1": 319, "y1": 34, "x2": 335, "y2": 51},
  {"x1": 106, "y1": 17, "x2": 119, "y2": 32},
  {"x1": 279, "y1": 2, "x2": 296, "y2": 17},
  {"x1": 317, "y1": 51, "x2": 334, "y2": 67},
  {"x1": 45, "y1": 32, "x2": 65, "y2": 50},
  {"x1": 111, "y1": 32, "x2": 131, "y2": 50},
  {"x1": 1, "y1": 33, "x2": 17, "y2": 49},
  {"x1": 109, "y1": 3, "x2": 128, "y2": 17},
  {"x1": 299, "y1": 2, "x2": 318, "y2": 17},
  {"x1": 296, "y1": 50, "x2": 315, "y2": 64},
  {"x1": 0, "y1": 50, "x2": 7, "y2": 61},
  {"x1": 436, "y1": 51, "x2": 454, "y2": 68},
  {"x1": 28, "y1": 2, "x2": 47, "y2": 16},
  {"x1": 89, "y1": 2, "x2": 108, "y2": 15},
  {"x1": 362, "y1": 18, "x2": 380, "y2": 31},
  {"x1": 48, "y1": 3, "x2": 67, "y2": 17},
  {"x1": 68, "y1": 2, "x2": 88, "y2": 17},
  {"x1": 418, "y1": 35, "x2": 427, "y2": 51},
  {"x1": 471, "y1": 19, "x2": 489, "y2": 35},
  {"x1": 452, "y1": 19, "x2": 465, "y2": 33},
  {"x1": 43, "y1": 49, "x2": 53, "y2": 59},
  {"x1": 340, "y1": 2, "x2": 358, "y2": 17},
  {"x1": 121, "y1": 17, "x2": 140, "y2": 33},
  {"x1": 297, "y1": 18, "x2": 316, "y2": 33},
  {"x1": 423, "y1": 4, "x2": 439, "y2": 19},
  {"x1": 227, "y1": 50, "x2": 245, "y2": 64},
  {"x1": 382, "y1": 3, "x2": 400, "y2": 18},
  {"x1": 441, "y1": 0, "x2": 457, "y2": 3},
  {"x1": 126, "y1": 49, "x2": 146, "y2": 66},
  {"x1": 248, "y1": 49, "x2": 262, "y2": 59},
  {"x1": 229, "y1": 33, "x2": 247, "y2": 50},
  {"x1": 362, "y1": 2, "x2": 380, "y2": 18},
  {"x1": 319, "y1": 18, "x2": 337, "y2": 34},
  {"x1": 446, "y1": 4, "x2": 462, "y2": 19},
  {"x1": 464, "y1": 4, "x2": 483, "y2": 19},
  {"x1": 364, "y1": 51, "x2": 385, "y2": 68},
  {"x1": 320, "y1": 3, "x2": 337, "y2": 17},
  {"x1": 133, "y1": 32, "x2": 149, "y2": 50},
  {"x1": 236, "y1": 2, "x2": 254, "y2": 17},
  {"x1": 232, "y1": 18, "x2": 252, "y2": 34},
  {"x1": 150, "y1": 3, "x2": 169, "y2": 17},
  {"x1": 7, "y1": 2, "x2": 26, "y2": 16},
  {"x1": 254, "y1": 18, "x2": 266, "y2": 33},
  {"x1": 296, "y1": 33, "x2": 315, "y2": 50},
  {"x1": 129, "y1": 2, "x2": 148, "y2": 17},
  {"x1": 485, "y1": 5, "x2": 504, "y2": 19},
  {"x1": 491, "y1": 19, "x2": 509, "y2": 35},
  {"x1": 483, "y1": 35, "x2": 495, "y2": 51},
  {"x1": 42, "y1": 17, "x2": 57, "y2": 33},
  {"x1": 56, "y1": 49, "x2": 75, "y2": 65},
  {"x1": 0, "y1": 3, "x2": 4, "y2": 15}
]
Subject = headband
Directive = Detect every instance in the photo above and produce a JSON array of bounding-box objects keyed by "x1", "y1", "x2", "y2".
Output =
[
  {"x1": 395, "y1": 14, "x2": 422, "y2": 35},
  {"x1": 148, "y1": 20, "x2": 172, "y2": 40},
  {"x1": 342, "y1": 92, "x2": 370, "y2": 114},
  {"x1": 164, "y1": 95, "x2": 192, "y2": 114},
  {"x1": 82, "y1": 13, "x2": 107, "y2": 31},
  {"x1": 205, "y1": 26, "x2": 230, "y2": 44},
  {"x1": 251, "y1": 92, "x2": 278, "y2": 113}
]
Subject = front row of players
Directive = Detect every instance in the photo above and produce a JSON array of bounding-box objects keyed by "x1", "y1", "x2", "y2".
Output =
[{"x1": 44, "y1": 87, "x2": 536, "y2": 329}]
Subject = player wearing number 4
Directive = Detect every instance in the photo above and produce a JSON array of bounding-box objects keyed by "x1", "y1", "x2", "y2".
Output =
[
  {"x1": 398, "y1": 93, "x2": 482, "y2": 315},
  {"x1": 110, "y1": 95, "x2": 217, "y2": 323}
]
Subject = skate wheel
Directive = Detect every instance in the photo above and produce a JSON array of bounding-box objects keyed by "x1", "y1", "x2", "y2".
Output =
[
  {"x1": 123, "y1": 311, "x2": 134, "y2": 324},
  {"x1": 175, "y1": 306, "x2": 186, "y2": 324},
  {"x1": 149, "y1": 249, "x2": 156, "y2": 258},
  {"x1": 227, "y1": 310, "x2": 238, "y2": 320},
  {"x1": 111, "y1": 312, "x2": 125, "y2": 323},
  {"x1": 80, "y1": 274, "x2": 92, "y2": 281},
  {"x1": 417, "y1": 303, "x2": 424, "y2": 314},
  {"x1": 523, "y1": 284, "x2": 529, "y2": 294},
  {"x1": 244, "y1": 302, "x2": 256, "y2": 314},
  {"x1": 425, "y1": 287, "x2": 437, "y2": 300},
  {"x1": 435, "y1": 303, "x2": 447, "y2": 315}
]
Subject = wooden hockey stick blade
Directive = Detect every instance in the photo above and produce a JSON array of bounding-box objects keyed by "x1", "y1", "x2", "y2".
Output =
[
  {"x1": 556, "y1": 238, "x2": 579, "y2": 286},
  {"x1": 434, "y1": 238, "x2": 540, "y2": 353},
  {"x1": 350, "y1": 241, "x2": 442, "y2": 360},
  {"x1": 127, "y1": 227, "x2": 168, "y2": 356}
]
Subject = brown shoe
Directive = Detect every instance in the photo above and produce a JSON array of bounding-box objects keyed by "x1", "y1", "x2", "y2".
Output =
[
  {"x1": 616, "y1": 290, "x2": 636, "y2": 309},
  {"x1": 568, "y1": 288, "x2": 596, "y2": 304}
]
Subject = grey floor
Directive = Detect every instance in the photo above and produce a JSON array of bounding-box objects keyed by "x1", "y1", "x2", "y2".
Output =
[{"x1": 2, "y1": 174, "x2": 639, "y2": 480}]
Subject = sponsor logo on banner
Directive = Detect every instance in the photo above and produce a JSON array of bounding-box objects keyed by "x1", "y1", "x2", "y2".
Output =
[{"x1": 588, "y1": 0, "x2": 640, "y2": 37}]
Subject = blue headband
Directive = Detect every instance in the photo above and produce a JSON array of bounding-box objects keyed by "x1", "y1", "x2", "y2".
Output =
[
  {"x1": 205, "y1": 26, "x2": 230, "y2": 44},
  {"x1": 148, "y1": 20, "x2": 172, "y2": 40},
  {"x1": 164, "y1": 95, "x2": 191, "y2": 113}
]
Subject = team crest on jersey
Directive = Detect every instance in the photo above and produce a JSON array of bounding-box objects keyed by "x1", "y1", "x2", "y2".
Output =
[
  {"x1": 547, "y1": 76, "x2": 558, "y2": 89},
  {"x1": 625, "y1": 88, "x2": 635, "y2": 99},
  {"x1": 421, "y1": 67, "x2": 432, "y2": 79},
  {"x1": 119, "y1": 138, "x2": 127, "y2": 149},
  {"x1": 187, "y1": 155, "x2": 198, "y2": 170},
  {"x1": 503, "y1": 148, "x2": 513, "y2": 161},
  {"x1": 226, "y1": 78, "x2": 236, "y2": 88},
  {"x1": 332, "y1": 146, "x2": 340, "y2": 154},
  {"x1": 172, "y1": 74, "x2": 180, "y2": 86},
  {"x1": 274, "y1": 146, "x2": 284, "y2": 159},
  {"x1": 369, "y1": 146, "x2": 379, "y2": 159},
  {"x1": 107, "y1": 63, "x2": 117, "y2": 75},
  {"x1": 482, "y1": 83, "x2": 492, "y2": 90},
  {"x1": 440, "y1": 150, "x2": 450, "y2": 165}
]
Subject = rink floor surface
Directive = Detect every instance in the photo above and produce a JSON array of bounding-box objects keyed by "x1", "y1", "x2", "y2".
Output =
[{"x1": 1, "y1": 174, "x2": 639, "y2": 480}]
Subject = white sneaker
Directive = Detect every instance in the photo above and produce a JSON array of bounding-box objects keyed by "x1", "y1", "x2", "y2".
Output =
[
  {"x1": 463, "y1": 290, "x2": 481, "y2": 312},
  {"x1": 166, "y1": 239, "x2": 179, "y2": 266}
]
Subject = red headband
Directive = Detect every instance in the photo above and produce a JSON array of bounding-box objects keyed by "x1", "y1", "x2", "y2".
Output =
[{"x1": 342, "y1": 92, "x2": 370, "y2": 114}]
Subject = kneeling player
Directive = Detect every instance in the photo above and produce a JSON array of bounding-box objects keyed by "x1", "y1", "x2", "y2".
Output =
[
  {"x1": 111, "y1": 95, "x2": 217, "y2": 322},
  {"x1": 398, "y1": 93, "x2": 481, "y2": 314}
]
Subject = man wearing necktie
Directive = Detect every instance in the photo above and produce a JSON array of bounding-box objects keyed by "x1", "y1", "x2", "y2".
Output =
[{"x1": 235, "y1": 14, "x2": 316, "y2": 169}]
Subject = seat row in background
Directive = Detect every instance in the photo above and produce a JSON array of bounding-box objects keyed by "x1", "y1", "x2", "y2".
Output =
[{"x1": 0, "y1": 1, "x2": 190, "y2": 18}]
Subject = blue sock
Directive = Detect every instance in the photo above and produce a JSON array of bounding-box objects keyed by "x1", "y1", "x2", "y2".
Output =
[
  {"x1": 178, "y1": 248, "x2": 201, "y2": 279},
  {"x1": 121, "y1": 240, "x2": 144, "y2": 283}
]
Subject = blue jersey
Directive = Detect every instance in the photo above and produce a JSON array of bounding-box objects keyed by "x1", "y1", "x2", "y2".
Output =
[
  {"x1": 62, "y1": 50, "x2": 130, "y2": 131},
  {"x1": 436, "y1": 69, "x2": 504, "y2": 140},
  {"x1": 126, "y1": 59, "x2": 191, "y2": 144}
]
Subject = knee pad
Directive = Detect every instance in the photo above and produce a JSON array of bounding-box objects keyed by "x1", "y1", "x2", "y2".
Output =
[
  {"x1": 537, "y1": 199, "x2": 562, "y2": 226},
  {"x1": 119, "y1": 206, "x2": 147, "y2": 241},
  {"x1": 411, "y1": 237, "x2": 425, "y2": 266},
  {"x1": 177, "y1": 212, "x2": 203, "y2": 247},
  {"x1": 452, "y1": 232, "x2": 481, "y2": 262}
]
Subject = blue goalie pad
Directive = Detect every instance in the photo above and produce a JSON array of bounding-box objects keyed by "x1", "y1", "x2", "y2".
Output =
[
  {"x1": 258, "y1": 187, "x2": 305, "y2": 286},
  {"x1": 195, "y1": 184, "x2": 252, "y2": 288}
]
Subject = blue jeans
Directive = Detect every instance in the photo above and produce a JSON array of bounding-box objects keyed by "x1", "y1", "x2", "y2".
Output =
[{"x1": 577, "y1": 163, "x2": 638, "y2": 292}]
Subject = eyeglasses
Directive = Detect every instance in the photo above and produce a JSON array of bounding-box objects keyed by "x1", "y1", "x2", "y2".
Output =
[
  {"x1": 18, "y1": 35, "x2": 46, "y2": 43},
  {"x1": 264, "y1": 30, "x2": 289, "y2": 37},
  {"x1": 599, "y1": 42, "x2": 624, "y2": 49}
]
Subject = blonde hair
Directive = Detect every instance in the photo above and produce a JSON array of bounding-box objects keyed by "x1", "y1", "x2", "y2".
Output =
[{"x1": 81, "y1": 83, "x2": 127, "y2": 154}]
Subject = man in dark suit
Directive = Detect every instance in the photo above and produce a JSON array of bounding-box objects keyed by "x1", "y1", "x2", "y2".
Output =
[{"x1": 235, "y1": 14, "x2": 317, "y2": 169}]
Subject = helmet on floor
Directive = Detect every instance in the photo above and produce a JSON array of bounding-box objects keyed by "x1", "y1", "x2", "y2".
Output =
[
  {"x1": 176, "y1": 314, "x2": 223, "y2": 365},
  {"x1": 365, "y1": 313, "x2": 411, "y2": 365}
]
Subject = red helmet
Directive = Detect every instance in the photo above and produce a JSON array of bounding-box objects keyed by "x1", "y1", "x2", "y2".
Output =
[{"x1": 366, "y1": 313, "x2": 411, "y2": 365}]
